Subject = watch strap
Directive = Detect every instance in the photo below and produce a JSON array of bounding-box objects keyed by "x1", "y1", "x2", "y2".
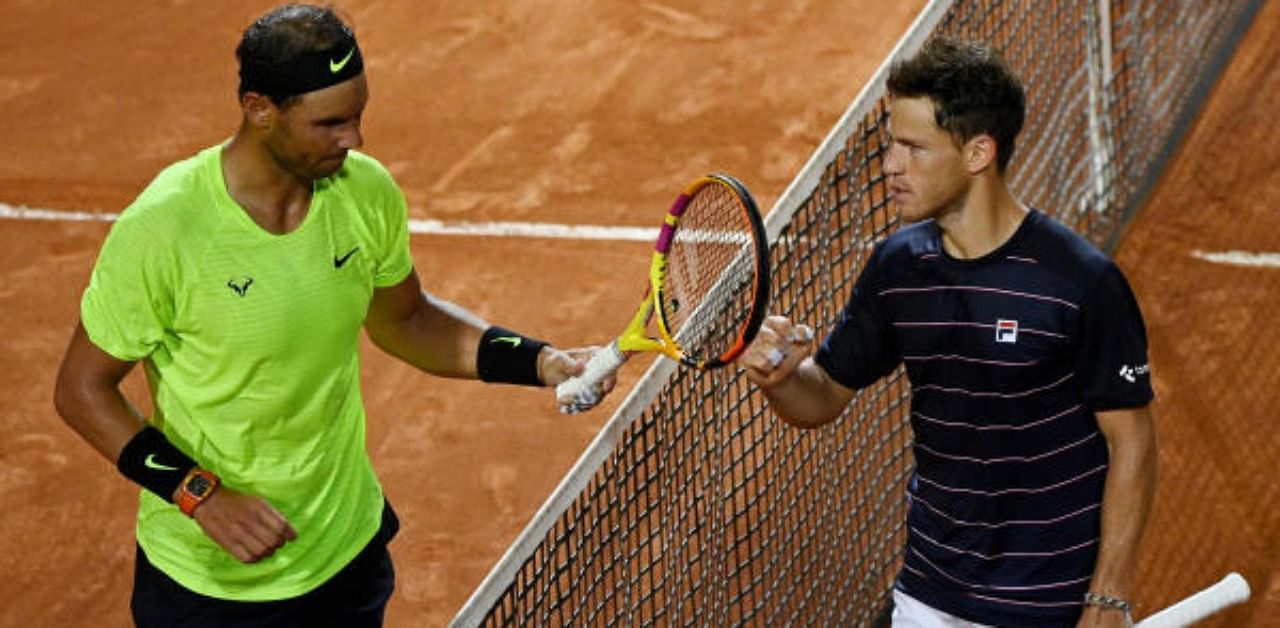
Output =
[{"x1": 176, "y1": 468, "x2": 221, "y2": 517}]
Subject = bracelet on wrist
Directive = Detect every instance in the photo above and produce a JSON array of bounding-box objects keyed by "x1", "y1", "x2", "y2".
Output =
[
  {"x1": 1083, "y1": 591, "x2": 1132, "y2": 614},
  {"x1": 116, "y1": 426, "x2": 197, "y2": 504},
  {"x1": 476, "y1": 326, "x2": 549, "y2": 387}
]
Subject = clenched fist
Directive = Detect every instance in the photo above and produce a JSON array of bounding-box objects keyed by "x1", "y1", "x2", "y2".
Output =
[{"x1": 738, "y1": 316, "x2": 815, "y2": 388}]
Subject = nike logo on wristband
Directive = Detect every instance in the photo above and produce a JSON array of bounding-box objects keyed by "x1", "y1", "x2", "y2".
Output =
[
  {"x1": 491, "y1": 336, "x2": 522, "y2": 347},
  {"x1": 144, "y1": 455, "x2": 179, "y2": 472}
]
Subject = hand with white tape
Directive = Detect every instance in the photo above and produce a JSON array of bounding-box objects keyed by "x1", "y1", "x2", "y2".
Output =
[
  {"x1": 736, "y1": 316, "x2": 816, "y2": 389},
  {"x1": 554, "y1": 345, "x2": 620, "y2": 414}
]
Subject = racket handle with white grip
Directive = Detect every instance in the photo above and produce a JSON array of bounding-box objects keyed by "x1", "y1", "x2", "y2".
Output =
[
  {"x1": 556, "y1": 341, "x2": 627, "y2": 414},
  {"x1": 1136, "y1": 572, "x2": 1250, "y2": 627}
]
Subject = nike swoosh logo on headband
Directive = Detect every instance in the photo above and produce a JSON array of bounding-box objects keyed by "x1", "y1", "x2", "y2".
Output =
[{"x1": 330, "y1": 47, "x2": 356, "y2": 74}]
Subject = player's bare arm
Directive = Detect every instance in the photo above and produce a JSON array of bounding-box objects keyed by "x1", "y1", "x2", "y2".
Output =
[
  {"x1": 364, "y1": 268, "x2": 490, "y2": 378},
  {"x1": 738, "y1": 315, "x2": 856, "y2": 428},
  {"x1": 364, "y1": 268, "x2": 606, "y2": 391},
  {"x1": 54, "y1": 323, "x2": 149, "y2": 461},
  {"x1": 1079, "y1": 404, "x2": 1157, "y2": 627},
  {"x1": 55, "y1": 323, "x2": 297, "y2": 564}
]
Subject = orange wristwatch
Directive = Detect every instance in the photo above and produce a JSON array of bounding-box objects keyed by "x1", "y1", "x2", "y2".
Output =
[{"x1": 176, "y1": 468, "x2": 220, "y2": 517}]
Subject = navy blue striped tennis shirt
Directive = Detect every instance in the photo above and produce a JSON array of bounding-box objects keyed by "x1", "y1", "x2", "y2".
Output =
[{"x1": 815, "y1": 209, "x2": 1153, "y2": 626}]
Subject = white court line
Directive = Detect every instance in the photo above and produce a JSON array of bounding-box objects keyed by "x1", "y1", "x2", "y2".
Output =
[
  {"x1": 0, "y1": 202, "x2": 658, "y2": 242},
  {"x1": 0, "y1": 204, "x2": 118, "y2": 223},
  {"x1": 1191, "y1": 249, "x2": 1280, "y2": 269}
]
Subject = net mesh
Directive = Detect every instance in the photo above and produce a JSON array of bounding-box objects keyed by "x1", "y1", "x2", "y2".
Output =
[{"x1": 456, "y1": 0, "x2": 1261, "y2": 625}]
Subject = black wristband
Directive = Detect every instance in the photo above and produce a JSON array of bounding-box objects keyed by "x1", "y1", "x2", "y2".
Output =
[
  {"x1": 116, "y1": 427, "x2": 198, "y2": 503},
  {"x1": 476, "y1": 326, "x2": 549, "y2": 386}
]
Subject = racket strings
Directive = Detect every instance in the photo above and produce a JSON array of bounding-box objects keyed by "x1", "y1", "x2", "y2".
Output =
[{"x1": 663, "y1": 183, "x2": 761, "y2": 364}]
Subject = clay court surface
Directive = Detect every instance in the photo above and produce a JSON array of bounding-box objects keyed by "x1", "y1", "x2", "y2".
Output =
[{"x1": 0, "y1": 1, "x2": 1276, "y2": 626}]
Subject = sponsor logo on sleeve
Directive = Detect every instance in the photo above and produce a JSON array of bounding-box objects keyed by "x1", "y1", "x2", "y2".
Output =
[{"x1": 1118, "y1": 363, "x2": 1150, "y2": 383}]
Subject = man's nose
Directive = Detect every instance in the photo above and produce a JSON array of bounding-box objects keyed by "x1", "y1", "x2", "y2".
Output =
[{"x1": 339, "y1": 125, "x2": 363, "y2": 150}]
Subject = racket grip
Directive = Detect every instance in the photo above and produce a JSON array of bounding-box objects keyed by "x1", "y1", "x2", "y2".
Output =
[
  {"x1": 1136, "y1": 572, "x2": 1251, "y2": 627},
  {"x1": 556, "y1": 342, "x2": 627, "y2": 414}
]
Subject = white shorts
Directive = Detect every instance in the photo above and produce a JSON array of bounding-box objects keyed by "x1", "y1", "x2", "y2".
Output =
[{"x1": 891, "y1": 589, "x2": 992, "y2": 628}]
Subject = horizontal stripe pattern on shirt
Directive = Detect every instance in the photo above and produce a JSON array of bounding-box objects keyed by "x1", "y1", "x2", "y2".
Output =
[
  {"x1": 912, "y1": 494, "x2": 1100, "y2": 529},
  {"x1": 907, "y1": 549, "x2": 1093, "y2": 591},
  {"x1": 815, "y1": 213, "x2": 1153, "y2": 624},
  {"x1": 880, "y1": 285, "x2": 1080, "y2": 310},
  {"x1": 913, "y1": 403, "x2": 1084, "y2": 431},
  {"x1": 914, "y1": 464, "x2": 1107, "y2": 497},
  {"x1": 915, "y1": 431, "x2": 1099, "y2": 464},
  {"x1": 894, "y1": 320, "x2": 1067, "y2": 339}
]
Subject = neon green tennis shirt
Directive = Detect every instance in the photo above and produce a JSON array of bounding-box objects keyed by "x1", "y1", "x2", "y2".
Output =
[{"x1": 80, "y1": 145, "x2": 413, "y2": 600}]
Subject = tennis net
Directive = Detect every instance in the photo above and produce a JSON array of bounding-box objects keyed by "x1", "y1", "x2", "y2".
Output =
[{"x1": 454, "y1": 0, "x2": 1262, "y2": 625}]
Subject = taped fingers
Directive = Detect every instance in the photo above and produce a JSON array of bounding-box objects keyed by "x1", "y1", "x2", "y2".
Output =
[
  {"x1": 558, "y1": 378, "x2": 615, "y2": 414},
  {"x1": 559, "y1": 388, "x2": 602, "y2": 415},
  {"x1": 764, "y1": 347, "x2": 787, "y2": 368},
  {"x1": 765, "y1": 324, "x2": 816, "y2": 367}
]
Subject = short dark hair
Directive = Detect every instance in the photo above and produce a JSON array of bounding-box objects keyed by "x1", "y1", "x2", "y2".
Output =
[
  {"x1": 886, "y1": 38, "x2": 1026, "y2": 172},
  {"x1": 236, "y1": 4, "x2": 357, "y2": 107}
]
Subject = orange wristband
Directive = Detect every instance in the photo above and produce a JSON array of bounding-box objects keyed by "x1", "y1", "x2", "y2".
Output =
[{"x1": 175, "y1": 469, "x2": 220, "y2": 517}]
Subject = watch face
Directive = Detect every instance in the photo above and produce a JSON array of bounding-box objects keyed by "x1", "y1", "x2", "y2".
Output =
[{"x1": 187, "y1": 475, "x2": 211, "y2": 497}]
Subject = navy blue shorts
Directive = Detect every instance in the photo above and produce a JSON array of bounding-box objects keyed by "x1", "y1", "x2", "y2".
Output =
[{"x1": 132, "y1": 500, "x2": 399, "y2": 628}]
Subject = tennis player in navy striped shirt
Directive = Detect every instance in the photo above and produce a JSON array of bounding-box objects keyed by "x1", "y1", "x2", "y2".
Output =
[{"x1": 741, "y1": 38, "x2": 1156, "y2": 627}]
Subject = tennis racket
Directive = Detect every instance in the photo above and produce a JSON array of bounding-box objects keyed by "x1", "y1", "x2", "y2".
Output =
[
  {"x1": 557, "y1": 173, "x2": 770, "y2": 413},
  {"x1": 1135, "y1": 572, "x2": 1250, "y2": 627}
]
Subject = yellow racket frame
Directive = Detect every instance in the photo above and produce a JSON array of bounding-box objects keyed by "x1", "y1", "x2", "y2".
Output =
[{"x1": 556, "y1": 174, "x2": 768, "y2": 412}]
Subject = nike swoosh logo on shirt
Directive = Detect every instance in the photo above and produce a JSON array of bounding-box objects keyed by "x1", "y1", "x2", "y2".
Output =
[
  {"x1": 330, "y1": 47, "x2": 356, "y2": 73},
  {"x1": 334, "y1": 247, "x2": 359, "y2": 268}
]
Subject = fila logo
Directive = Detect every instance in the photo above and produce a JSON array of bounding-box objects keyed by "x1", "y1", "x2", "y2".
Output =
[
  {"x1": 995, "y1": 319, "x2": 1018, "y2": 344},
  {"x1": 1119, "y1": 363, "x2": 1150, "y2": 383}
]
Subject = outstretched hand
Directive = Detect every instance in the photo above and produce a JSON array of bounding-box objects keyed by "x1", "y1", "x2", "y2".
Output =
[
  {"x1": 737, "y1": 316, "x2": 816, "y2": 389},
  {"x1": 539, "y1": 346, "x2": 617, "y2": 413}
]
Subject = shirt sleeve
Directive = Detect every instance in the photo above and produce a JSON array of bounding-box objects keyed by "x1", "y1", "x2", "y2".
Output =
[
  {"x1": 1074, "y1": 263, "x2": 1154, "y2": 410},
  {"x1": 373, "y1": 174, "x2": 414, "y2": 288},
  {"x1": 80, "y1": 214, "x2": 175, "y2": 362},
  {"x1": 814, "y1": 247, "x2": 902, "y2": 389}
]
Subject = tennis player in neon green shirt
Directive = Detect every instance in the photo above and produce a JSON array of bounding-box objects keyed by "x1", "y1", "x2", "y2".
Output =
[{"x1": 53, "y1": 5, "x2": 612, "y2": 626}]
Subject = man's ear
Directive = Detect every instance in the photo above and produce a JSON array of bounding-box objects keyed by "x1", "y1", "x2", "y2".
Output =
[
  {"x1": 965, "y1": 134, "x2": 998, "y2": 174},
  {"x1": 241, "y1": 92, "x2": 276, "y2": 130}
]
